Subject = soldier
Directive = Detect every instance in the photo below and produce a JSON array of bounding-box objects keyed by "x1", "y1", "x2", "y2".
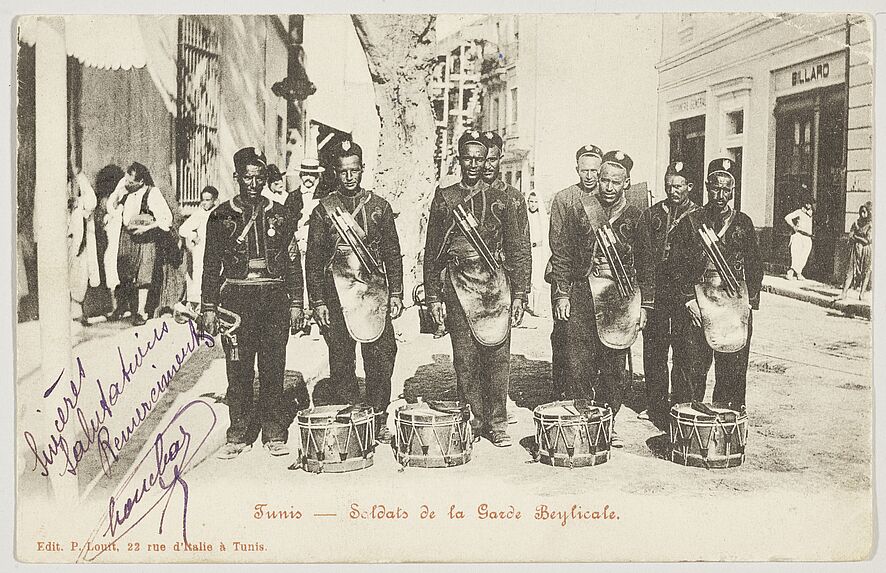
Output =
[
  {"x1": 635, "y1": 161, "x2": 699, "y2": 428},
  {"x1": 423, "y1": 130, "x2": 531, "y2": 447},
  {"x1": 548, "y1": 149, "x2": 653, "y2": 447},
  {"x1": 668, "y1": 158, "x2": 763, "y2": 408},
  {"x1": 547, "y1": 145, "x2": 606, "y2": 400},
  {"x1": 305, "y1": 140, "x2": 403, "y2": 444},
  {"x1": 480, "y1": 130, "x2": 529, "y2": 425},
  {"x1": 202, "y1": 147, "x2": 305, "y2": 459}
]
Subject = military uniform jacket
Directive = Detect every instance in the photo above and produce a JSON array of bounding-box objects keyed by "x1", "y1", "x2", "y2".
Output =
[
  {"x1": 304, "y1": 188, "x2": 403, "y2": 308},
  {"x1": 668, "y1": 206, "x2": 763, "y2": 310},
  {"x1": 637, "y1": 199, "x2": 699, "y2": 299},
  {"x1": 422, "y1": 178, "x2": 531, "y2": 304},
  {"x1": 548, "y1": 184, "x2": 655, "y2": 307},
  {"x1": 202, "y1": 194, "x2": 303, "y2": 310}
]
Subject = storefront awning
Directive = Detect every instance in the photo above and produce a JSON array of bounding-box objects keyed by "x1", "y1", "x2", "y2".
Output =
[{"x1": 17, "y1": 15, "x2": 178, "y2": 114}]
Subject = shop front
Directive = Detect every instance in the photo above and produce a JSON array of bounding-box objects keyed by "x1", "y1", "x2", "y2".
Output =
[{"x1": 771, "y1": 51, "x2": 847, "y2": 282}]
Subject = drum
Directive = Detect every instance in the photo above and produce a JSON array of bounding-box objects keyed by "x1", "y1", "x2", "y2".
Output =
[
  {"x1": 533, "y1": 400, "x2": 612, "y2": 468},
  {"x1": 296, "y1": 404, "x2": 376, "y2": 473},
  {"x1": 393, "y1": 399, "x2": 472, "y2": 468},
  {"x1": 669, "y1": 402, "x2": 748, "y2": 469}
]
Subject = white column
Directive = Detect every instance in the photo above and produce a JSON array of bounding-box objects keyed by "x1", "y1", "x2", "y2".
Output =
[{"x1": 34, "y1": 15, "x2": 78, "y2": 503}]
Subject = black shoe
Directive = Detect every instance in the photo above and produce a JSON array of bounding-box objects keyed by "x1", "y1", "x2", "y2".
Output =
[
  {"x1": 376, "y1": 424, "x2": 393, "y2": 444},
  {"x1": 487, "y1": 430, "x2": 512, "y2": 447},
  {"x1": 132, "y1": 314, "x2": 147, "y2": 326}
]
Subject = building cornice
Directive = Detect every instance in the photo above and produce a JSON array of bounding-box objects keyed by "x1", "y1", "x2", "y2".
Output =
[
  {"x1": 656, "y1": 13, "x2": 785, "y2": 72},
  {"x1": 657, "y1": 18, "x2": 850, "y2": 93}
]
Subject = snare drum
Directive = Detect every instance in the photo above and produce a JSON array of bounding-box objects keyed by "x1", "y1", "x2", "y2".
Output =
[
  {"x1": 393, "y1": 399, "x2": 472, "y2": 468},
  {"x1": 296, "y1": 404, "x2": 376, "y2": 473},
  {"x1": 669, "y1": 403, "x2": 747, "y2": 469},
  {"x1": 533, "y1": 400, "x2": 612, "y2": 468}
]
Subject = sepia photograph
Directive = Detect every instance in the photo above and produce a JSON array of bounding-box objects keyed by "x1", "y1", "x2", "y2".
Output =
[{"x1": 10, "y1": 4, "x2": 878, "y2": 565}]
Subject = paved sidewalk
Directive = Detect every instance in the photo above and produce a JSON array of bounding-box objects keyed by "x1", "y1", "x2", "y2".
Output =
[{"x1": 762, "y1": 274, "x2": 870, "y2": 319}]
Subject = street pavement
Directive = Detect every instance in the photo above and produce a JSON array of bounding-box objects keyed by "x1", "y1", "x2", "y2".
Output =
[{"x1": 15, "y1": 289, "x2": 873, "y2": 562}]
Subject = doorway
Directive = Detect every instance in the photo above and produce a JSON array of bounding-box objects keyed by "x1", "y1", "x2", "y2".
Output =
[
  {"x1": 774, "y1": 86, "x2": 846, "y2": 282},
  {"x1": 669, "y1": 115, "x2": 706, "y2": 206}
]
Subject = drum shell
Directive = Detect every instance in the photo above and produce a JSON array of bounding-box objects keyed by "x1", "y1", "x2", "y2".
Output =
[
  {"x1": 393, "y1": 402, "x2": 472, "y2": 468},
  {"x1": 533, "y1": 400, "x2": 612, "y2": 468},
  {"x1": 296, "y1": 405, "x2": 376, "y2": 473},
  {"x1": 669, "y1": 403, "x2": 747, "y2": 469}
]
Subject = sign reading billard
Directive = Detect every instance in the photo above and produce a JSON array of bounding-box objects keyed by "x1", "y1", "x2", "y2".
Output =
[
  {"x1": 792, "y1": 62, "x2": 830, "y2": 86},
  {"x1": 775, "y1": 52, "x2": 845, "y2": 96}
]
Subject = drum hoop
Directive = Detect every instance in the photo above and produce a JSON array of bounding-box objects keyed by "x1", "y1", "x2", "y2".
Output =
[{"x1": 394, "y1": 417, "x2": 469, "y2": 457}]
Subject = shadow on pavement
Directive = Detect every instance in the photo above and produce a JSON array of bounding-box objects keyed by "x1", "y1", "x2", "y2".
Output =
[
  {"x1": 646, "y1": 433, "x2": 671, "y2": 460},
  {"x1": 402, "y1": 353, "x2": 459, "y2": 402}
]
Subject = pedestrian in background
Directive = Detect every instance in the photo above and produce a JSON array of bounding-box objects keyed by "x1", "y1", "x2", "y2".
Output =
[
  {"x1": 178, "y1": 185, "x2": 218, "y2": 311},
  {"x1": 114, "y1": 162, "x2": 174, "y2": 326},
  {"x1": 526, "y1": 190, "x2": 550, "y2": 317},
  {"x1": 836, "y1": 201, "x2": 872, "y2": 301},
  {"x1": 784, "y1": 194, "x2": 815, "y2": 281}
]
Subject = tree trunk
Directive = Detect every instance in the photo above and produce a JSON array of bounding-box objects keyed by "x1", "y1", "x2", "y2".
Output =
[{"x1": 351, "y1": 14, "x2": 436, "y2": 299}]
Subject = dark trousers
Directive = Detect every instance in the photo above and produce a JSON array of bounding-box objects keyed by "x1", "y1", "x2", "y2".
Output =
[
  {"x1": 220, "y1": 283, "x2": 290, "y2": 445},
  {"x1": 551, "y1": 290, "x2": 568, "y2": 401},
  {"x1": 672, "y1": 307, "x2": 753, "y2": 408},
  {"x1": 641, "y1": 297, "x2": 677, "y2": 419},
  {"x1": 444, "y1": 290, "x2": 510, "y2": 434},
  {"x1": 323, "y1": 304, "x2": 396, "y2": 418},
  {"x1": 565, "y1": 280, "x2": 626, "y2": 415}
]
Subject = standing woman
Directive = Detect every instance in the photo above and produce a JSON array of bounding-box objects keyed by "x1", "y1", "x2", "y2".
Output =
[
  {"x1": 526, "y1": 191, "x2": 550, "y2": 316},
  {"x1": 837, "y1": 201, "x2": 872, "y2": 301},
  {"x1": 784, "y1": 195, "x2": 814, "y2": 280}
]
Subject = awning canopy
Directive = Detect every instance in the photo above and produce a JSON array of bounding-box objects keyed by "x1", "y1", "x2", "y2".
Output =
[{"x1": 17, "y1": 15, "x2": 177, "y2": 114}]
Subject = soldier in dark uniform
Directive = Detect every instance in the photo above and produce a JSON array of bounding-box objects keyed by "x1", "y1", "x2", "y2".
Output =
[
  {"x1": 635, "y1": 161, "x2": 699, "y2": 428},
  {"x1": 548, "y1": 144, "x2": 606, "y2": 401},
  {"x1": 202, "y1": 147, "x2": 305, "y2": 459},
  {"x1": 668, "y1": 158, "x2": 763, "y2": 408},
  {"x1": 305, "y1": 140, "x2": 403, "y2": 443},
  {"x1": 548, "y1": 149, "x2": 654, "y2": 447},
  {"x1": 423, "y1": 130, "x2": 531, "y2": 447},
  {"x1": 479, "y1": 130, "x2": 528, "y2": 425}
]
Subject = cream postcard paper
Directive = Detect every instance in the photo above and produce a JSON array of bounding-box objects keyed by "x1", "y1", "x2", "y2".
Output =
[{"x1": 13, "y1": 11, "x2": 874, "y2": 563}]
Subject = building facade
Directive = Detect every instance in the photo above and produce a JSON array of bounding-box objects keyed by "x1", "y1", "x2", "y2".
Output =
[
  {"x1": 429, "y1": 35, "x2": 483, "y2": 183},
  {"x1": 16, "y1": 15, "x2": 312, "y2": 320},
  {"x1": 656, "y1": 13, "x2": 873, "y2": 284},
  {"x1": 432, "y1": 14, "x2": 661, "y2": 211}
]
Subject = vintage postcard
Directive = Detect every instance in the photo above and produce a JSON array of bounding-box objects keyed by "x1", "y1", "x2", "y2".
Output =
[{"x1": 13, "y1": 10, "x2": 875, "y2": 564}]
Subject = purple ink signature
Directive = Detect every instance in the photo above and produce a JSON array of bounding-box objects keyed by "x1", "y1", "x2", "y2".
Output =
[
  {"x1": 23, "y1": 320, "x2": 215, "y2": 480},
  {"x1": 80, "y1": 398, "x2": 217, "y2": 562}
]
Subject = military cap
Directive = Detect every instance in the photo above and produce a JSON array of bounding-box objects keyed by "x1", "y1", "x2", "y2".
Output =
[
  {"x1": 233, "y1": 146, "x2": 267, "y2": 173},
  {"x1": 665, "y1": 160, "x2": 688, "y2": 178},
  {"x1": 266, "y1": 164, "x2": 284, "y2": 183},
  {"x1": 457, "y1": 129, "x2": 487, "y2": 154},
  {"x1": 576, "y1": 144, "x2": 603, "y2": 162},
  {"x1": 333, "y1": 139, "x2": 363, "y2": 162},
  {"x1": 707, "y1": 157, "x2": 736, "y2": 183},
  {"x1": 481, "y1": 131, "x2": 504, "y2": 150},
  {"x1": 602, "y1": 150, "x2": 633, "y2": 175}
]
